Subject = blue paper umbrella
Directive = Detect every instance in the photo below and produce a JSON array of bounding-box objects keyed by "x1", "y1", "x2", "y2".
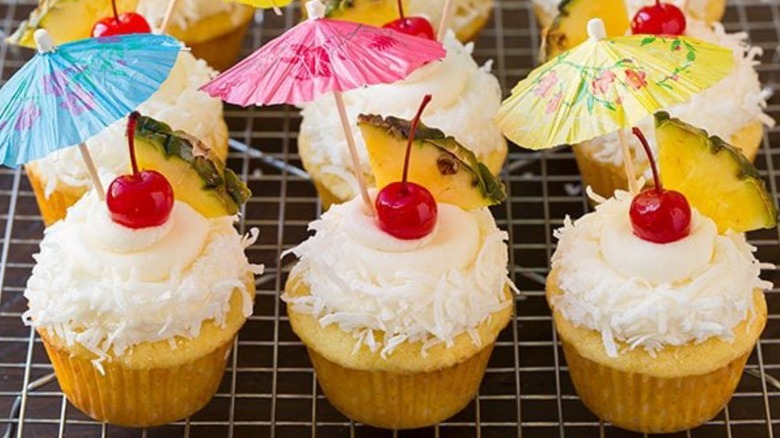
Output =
[{"x1": 0, "y1": 31, "x2": 182, "y2": 185}]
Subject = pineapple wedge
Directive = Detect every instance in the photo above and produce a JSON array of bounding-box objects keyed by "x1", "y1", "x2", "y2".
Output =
[
  {"x1": 7, "y1": 0, "x2": 139, "y2": 48},
  {"x1": 314, "y1": 0, "x2": 404, "y2": 26},
  {"x1": 134, "y1": 115, "x2": 251, "y2": 218},
  {"x1": 358, "y1": 114, "x2": 506, "y2": 210},
  {"x1": 656, "y1": 112, "x2": 777, "y2": 234},
  {"x1": 544, "y1": 0, "x2": 630, "y2": 59}
]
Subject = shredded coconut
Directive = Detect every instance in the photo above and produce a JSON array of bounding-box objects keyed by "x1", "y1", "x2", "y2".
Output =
[
  {"x1": 23, "y1": 196, "x2": 262, "y2": 366},
  {"x1": 282, "y1": 199, "x2": 512, "y2": 358},
  {"x1": 551, "y1": 191, "x2": 772, "y2": 357}
]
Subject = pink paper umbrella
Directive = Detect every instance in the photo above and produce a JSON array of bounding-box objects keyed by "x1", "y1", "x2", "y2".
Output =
[{"x1": 200, "y1": 0, "x2": 446, "y2": 212}]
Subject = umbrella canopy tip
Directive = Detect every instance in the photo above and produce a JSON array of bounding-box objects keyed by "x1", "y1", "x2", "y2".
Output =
[
  {"x1": 587, "y1": 18, "x2": 606, "y2": 42},
  {"x1": 34, "y1": 29, "x2": 55, "y2": 54},
  {"x1": 305, "y1": 0, "x2": 325, "y2": 20}
]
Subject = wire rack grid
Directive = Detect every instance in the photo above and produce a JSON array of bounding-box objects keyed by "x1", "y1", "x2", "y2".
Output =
[{"x1": 1, "y1": 0, "x2": 780, "y2": 437}]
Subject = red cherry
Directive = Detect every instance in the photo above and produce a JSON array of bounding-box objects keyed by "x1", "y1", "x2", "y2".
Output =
[
  {"x1": 382, "y1": 0, "x2": 436, "y2": 40},
  {"x1": 107, "y1": 171, "x2": 175, "y2": 228},
  {"x1": 630, "y1": 189, "x2": 691, "y2": 244},
  {"x1": 376, "y1": 182, "x2": 438, "y2": 239},
  {"x1": 628, "y1": 127, "x2": 692, "y2": 244},
  {"x1": 106, "y1": 112, "x2": 174, "y2": 229},
  {"x1": 631, "y1": 0, "x2": 687, "y2": 36},
  {"x1": 375, "y1": 94, "x2": 438, "y2": 240},
  {"x1": 92, "y1": 0, "x2": 151, "y2": 37}
]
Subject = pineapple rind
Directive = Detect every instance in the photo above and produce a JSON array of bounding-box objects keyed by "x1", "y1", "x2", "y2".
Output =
[
  {"x1": 134, "y1": 115, "x2": 251, "y2": 216},
  {"x1": 655, "y1": 111, "x2": 778, "y2": 233},
  {"x1": 358, "y1": 113, "x2": 507, "y2": 209}
]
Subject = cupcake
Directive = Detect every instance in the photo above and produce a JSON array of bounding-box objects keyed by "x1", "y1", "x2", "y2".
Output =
[
  {"x1": 574, "y1": 18, "x2": 773, "y2": 199},
  {"x1": 137, "y1": 0, "x2": 255, "y2": 71},
  {"x1": 317, "y1": 0, "x2": 493, "y2": 42},
  {"x1": 23, "y1": 114, "x2": 259, "y2": 427},
  {"x1": 547, "y1": 114, "x2": 777, "y2": 433},
  {"x1": 284, "y1": 108, "x2": 513, "y2": 429},
  {"x1": 25, "y1": 51, "x2": 229, "y2": 226},
  {"x1": 298, "y1": 32, "x2": 507, "y2": 210},
  {"x1": 533, "y1": 0, "x2": 725, "y2": 30},
  {"x1": 7, "y1": 0, "x2": 254, "y2": 72}
]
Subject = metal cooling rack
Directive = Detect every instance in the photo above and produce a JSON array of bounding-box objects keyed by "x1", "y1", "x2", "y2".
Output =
[{"x1": 1, "y1": 0, "x2": 780, "y2": 436}]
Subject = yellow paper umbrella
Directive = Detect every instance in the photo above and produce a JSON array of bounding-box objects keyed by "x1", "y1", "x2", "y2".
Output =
[
  {"x1": 225, "y1": 0, "x2": 293, "y2": 14},
  {"x1": 496, "y1": 19, "x2": 734, "y2": 151}
]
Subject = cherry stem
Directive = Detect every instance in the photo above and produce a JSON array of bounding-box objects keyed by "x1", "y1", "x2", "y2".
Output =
[
  {"x1": 396, "y1": 0, "x2": 405, "y2": 21},
  {"x1": 655, "y1": 0, "x2": 661, "y2": 5},
  {"x1": 631, "y1": 127, "x2": 662, "y2": 193},
  {"x1": 111, "y1": 0, "x2": 119, "y2": 21},
  {"x1": 127, "y1": 111, "x2": 140, "y2": 177},
  {"x1": 401, "y1": 94, "x2": 433, "y2": 193}
]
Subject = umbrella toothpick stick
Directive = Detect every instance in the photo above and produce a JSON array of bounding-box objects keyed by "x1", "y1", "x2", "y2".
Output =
[
  {"x1": 160, "y1": 0, "x2": 180, "y2": 34},
  {"x1": 270, "y1": 0, "x2": 282, "y2": 15},
  {"x1": 437, "y1": 0, "x2": 454, "y2": 41},
  {"x1": 77, "y1": 143, "x2": 105, "y2": 201},
  {"x1": 618, "y1": 129, "x2": 639, "y2": 194},
  {"x1": 333, "y1": 91, "x2": 374, "y2": 215}
]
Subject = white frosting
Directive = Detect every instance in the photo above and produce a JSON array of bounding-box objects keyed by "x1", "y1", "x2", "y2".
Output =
[
  {"x1": 533, "y1": 0, "x2": 717, "y2": 20},
  {"x1": 283, "y1": 196, "x2": 513, "y2": 357},
  {"x1": 551, "y1": 191, "x2": 772, "y2": 357},
  {"x1": 34, "y1": 51, "x2": 224, "y2": 197},
  {"x1": 410, "y1": 0, "x2": 492, "y2": 35},
  {"x1": 298, "y1": 32, "x2": 504, "y2": 196},
  {"x1": 137, "y1": 0, "x2": 246, "y2": 30},
  {"x1": 23, "y1": 193, "x2": 263, "y2": 363},
  {"x1": 583, "y1": 19, "x2": 773, "y2": 173}
]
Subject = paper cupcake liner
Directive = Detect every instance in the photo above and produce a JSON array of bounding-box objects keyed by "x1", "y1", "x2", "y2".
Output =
[
  {"x1": 40, "y1": 329, "x2": 235, "y2": 428},
  {"x1": 561, "y1": 338, "x2": 750, "y2": 434},
  {"x1": 189, "y1": 17, "x2": 252, "y2": 72},
  {"x1": 26, "y1": 165, "x2": 86, "y2": 226},
  {"x1": 307, "y1": 344, "x2": 494, "y2": 430}
]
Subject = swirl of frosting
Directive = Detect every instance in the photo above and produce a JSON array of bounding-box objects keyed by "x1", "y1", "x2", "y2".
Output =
[
  {"x1": 298, "y1": 32, "x2": 505, "y2": 192},
  {"x1": 136, "y1": 0, "x2": 245, "y2": 30},
  {"x1": 551, "y1": 191, "x2": 772, "y2": 357},
  {"x1": 283, "y1": 196, "x2": 512, "y2": 357},
  {"x1": 35, "y1": 51, "x2": 224, "y2": 197},
  {"x1": 23, "y1": 193, "x2": 262, "y2": 360}
]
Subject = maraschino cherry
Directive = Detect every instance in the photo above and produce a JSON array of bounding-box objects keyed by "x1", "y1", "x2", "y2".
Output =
[
  {"x1": 383, "y1": 0, "x2": 436, "y2": 40},
  {"x1": 631, "y1": 0, "x2": 687, "y2": 36},
  {"x1": 629, "y1": 127, "x2": 691, "y2": 244},
  {"x1": 92, "y1": 0, "x2": 151, "y2": 37},
  {"x1": 375, "y1": 94, "x2": 438, "y2": 240},
  {"x1": 107, "y1": 112, "x2": 174, "y2": 229}
]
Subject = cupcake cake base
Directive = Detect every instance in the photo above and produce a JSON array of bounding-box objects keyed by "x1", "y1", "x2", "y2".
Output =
[
  {"x1": 286, "y1": 277, "x2": 513, "y2": 429},
  {"x1": 40, "y1": 283, "x2": 254, "y2": 427},
  {"x1": 547, "y1": 272, "x2": 767, "y2": 434},
  {"x1": 25, "y1": 164, "x2": 86, "y2": 227}
]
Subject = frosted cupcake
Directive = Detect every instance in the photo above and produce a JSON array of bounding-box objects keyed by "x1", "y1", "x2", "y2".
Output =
[
  {"x1": 574, "y1": 19, "x2": 773, "y2": 199},
  {"x1": 7, "y1": 0, "x2": 253, "y2": 72},
  {"x1": 317, "y1": 0, "x2": 493, "y2": 42},
  {"x1": 285, "y1": 108, "x2": 512, "y2": 429},
  {"x1": 24, "y1": 114, "x2": 260, "y2": 427},
  {"x1": 298, "y1": 32, "x2": 507, "y2": 209},
  {"x1": 26, "y1": 51, "x2": 229, "y2": 226},
  {"x1": 533, "y1": 0, "x2": 725, "y2": 29},
  {"x1": 137, "y1": 0, "x2": 255, "y2": 71},
  {"x1": 547, "y1": 114, "x2": 777, "y2": 433}
]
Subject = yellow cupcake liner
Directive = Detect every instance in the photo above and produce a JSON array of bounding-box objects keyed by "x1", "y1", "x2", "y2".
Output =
[
  {"x1": 307, "y1": 344, "x2": 495, "y2": 430},
  {"x1": 40, "y1": 329, "x2": 235, "y2": 428},
  {"x1": 562, "y1": 338, "x2": 750, "y2": 434},
  {"x1": 188, "y1": 21, "x2": 252, "y2": 72},
  {"x1": 26, "y1": 164, "x2": 86, "y2": 227}
]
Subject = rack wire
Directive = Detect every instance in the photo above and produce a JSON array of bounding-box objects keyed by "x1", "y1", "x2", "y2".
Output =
[{"x1": 0, "y1": 0, "x2": 779, "y2": 436}]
